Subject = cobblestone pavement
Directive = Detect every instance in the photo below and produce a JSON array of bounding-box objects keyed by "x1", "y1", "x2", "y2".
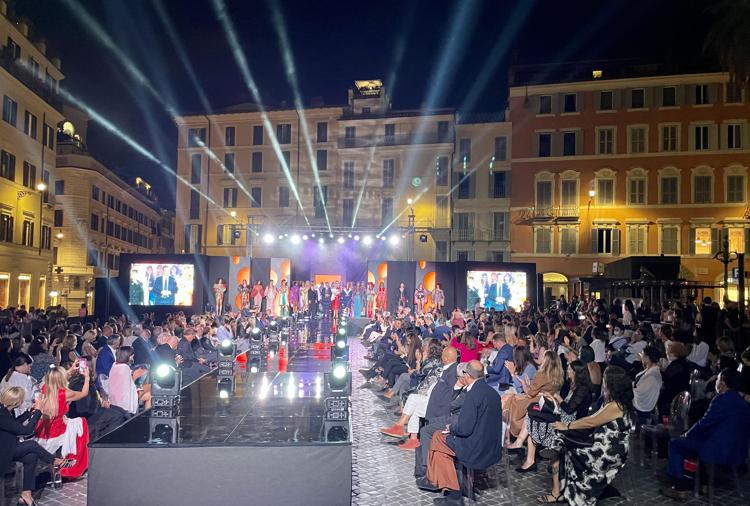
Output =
[{"x1": 5, "y1": 337, "x2": 749, "y2": 505}]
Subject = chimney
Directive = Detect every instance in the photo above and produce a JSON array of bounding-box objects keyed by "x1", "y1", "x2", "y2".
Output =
[{"x1": 34, "y1": 38, "x2": 47, "y2": 55}]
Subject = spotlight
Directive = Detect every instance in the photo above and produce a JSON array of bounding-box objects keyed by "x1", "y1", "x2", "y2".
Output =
[
  {"x1": 219, "y1": 389, "x2": 229, "y2": 399},
  {"x1": 362, "y1": 235, "x2": 372, "y2": 245},
  {"x1": 277, "y1": 234, "x2": 284, "y2": 240},
  {"x1": 318, "y1": 237, "x2": 325, "y2": 244},
  {"x1": 290, "y1": 234, "x2": 301, "y2": 244},
  {"x1": 336, "y1": 339, "x2": 346, "y2": 349},
  {"x1": 325, "y1": 365, "x2": 351, "y2": 395},
  {"x1": 381, "y1": 236, "x2": 387, "y2": 241},
  {"x1": 329, "y1": 233, "x2": 334, "y2": 238},
  {"x1": 311, "y1": 233, "x2": 316, "y2": 238},
  {"x1": 262, "y1": 233, "x2": 275, "y2": 244},
  {"x1": 407, "y1": 198, "x2": 413, "y2": 205},
  {"x1": 348, "y1": 233, "x2": 352, "y2": 238},
  {"x1": 270, "y1": 320, "x2": 277, "y2": 328},
  {"x1": 389, "y1": 235, "x2": 400, "y2": 245},
  {"x1": 150, "y1": 364, "x2": 181, "y2": 420},
  {"x1": 250, "y1": 365, "x2": 259, "y2": 374},
  {"x1": 332, "y1": 364, "x2": 347, "y2": 380},
  {"x1": 354, "y1": 235, "x2": 360, "y2": 241},
  {"x1": 338, "y1": 327, "x2": 346, "y2": 337},
  {"x1": 217, "y1": 377, "x2": 234, "y2": 398},
  {"x1": 337, "y1": 236, "x2": 345, "y2": 244},
  {"x1": 419, "y1": 234, "x2": 428, "y2": 243},
  {"x1": 251, "y1": 327, "x2": 261, "y2": 336},
  {"x1": 302, "y1": 234, "x2": 309, "y2": 240}
]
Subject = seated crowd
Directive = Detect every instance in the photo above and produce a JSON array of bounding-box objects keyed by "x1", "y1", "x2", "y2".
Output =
[{"x1": 358, "y1": 294, "x2": 750, "y2": 505}]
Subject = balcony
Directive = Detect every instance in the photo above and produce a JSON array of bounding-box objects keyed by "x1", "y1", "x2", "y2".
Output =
[
  {"x1": 452, "y1": 228, "x2": 510, "y2": 242},
  {"x1": 558, "y1": 205, "x2": 580, "y2": 218},
  {"x1": 533, "y1": 205, "x2": 579, "y2": 220},
  {"x1": 338, "y1": 131, "x2": 454, "y2": 149},
  {"x1": 0, "y1": 46, "x2": 63, "y2": 112},
  {"x1": 533, "y1": 205, "x2": 555, "y2": 219},
  {"x1": 453, "y1": 228, "x2": 474, "y2": 241}
]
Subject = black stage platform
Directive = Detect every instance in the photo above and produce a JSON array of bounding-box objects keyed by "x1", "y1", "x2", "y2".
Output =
[{"x1": 87, "y1": 320, "x2": 352, "y2": 506}]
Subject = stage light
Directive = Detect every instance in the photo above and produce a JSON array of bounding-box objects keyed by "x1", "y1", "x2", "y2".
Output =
[
  {"x1": 263, "y1": 233, "x2": 275, "y2": 244},
  {"x1": 389, "y1": 235, "x2": 400, "y2": 245},
  {"x1": 332, "y1": 364, "x2": 347, "y2": 380},
  {"x1": 221, "y1": 338, "x2": 232, "y2": 348},
  {"x1": 56, "y1": 232, "x2": 64, "y2": 239},
  {"x1": 277, "y1": 234, "x2": 283, "y2": 240},
  {"x1": 219, "y1": 389, "x2": 229, "y2": 399},
  {"x1": 336, "y1": 339, "x2": 346, "y2": 349},
  {"x1": 348, "y1": 233, "x2": 352, "y2": 238},
  {"x1": 302, "y1": 234, "x2": 308, "y2": 240},
  {"x1": 270, "y1": 320, "x2": 277, "y2": 328},
  {"x1": 156, "y1": 364, "x2": 173, "y2": 380},
  {"x1": 311, "y1": 233, "x2": 316, "y2": 238},
  {"x1": 354, "y1": 235, "x2": 360, "y2": 241},
  {"x1": 381, "y1": 236, "x2": 387, "y2": 241},
  {"x1": 407, "y1": 198, "x2": 413, "y2": 205},
  {"x1": 329, "y1": 233, "x2": 334, "y2": 238},
  {"x1": 229, "y1": 210, "x2": 237, "y2": 218},
  {"x1": 337, "y1": 236, "x2": 345, "y2": 244},
  {"x1": 251, "y1": 327, "x2": 261, "y2": 335},
  {"x1": 419, "y1": 234, "x2": 428, "y2": 242},
  {"x1": 250, "y1": 365, "x2": 259, "y2": 374},
  {"x1": 338, "y1": 327, "x2": 346, "y2": 337},
  {"x1": 318, "y1": 237, "x2": 325, "y2": 244},
  {"x1": 290, "y1": 234, "x2": 301, "y2": 244}
]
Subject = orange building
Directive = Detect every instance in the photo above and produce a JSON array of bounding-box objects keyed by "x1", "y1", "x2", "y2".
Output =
[{"x1": 508, "y1": 64, "x2": 750, "y2": 305}]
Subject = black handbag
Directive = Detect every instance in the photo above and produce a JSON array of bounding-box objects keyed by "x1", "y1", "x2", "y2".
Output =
[
  {"x1": 527, "y1": 396, "x2": 560, "y2": 423},
  {"x1": 561, "y1": 428, "x2": 595, "y2": 449}
]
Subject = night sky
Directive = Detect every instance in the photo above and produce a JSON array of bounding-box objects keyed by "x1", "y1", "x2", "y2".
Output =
[{"x1": 10, "y1": 0, "x2": 717, "y2": 209}]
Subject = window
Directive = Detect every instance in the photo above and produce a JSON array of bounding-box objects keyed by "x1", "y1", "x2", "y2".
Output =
[
  {"x1": 21, "y1": 220, "x2": 34, "y2": 247},
  {"x1": 560, "y1": 228, "x2": 577, "y2": 254},
  {"x1": 224, "y1": 153, "x2": 235, "y2": 173},
  {"x1": 436, "y1": 156, "x2": 449, "y2": 186},
  {"x1": 381, "y1": 197, "x2": 393, "y2": 225},
  {"x1": 597, "y1": 128, "x2": 614, "y2": 154},
  {"x1": 539, "y1": 95, "x2": 552, "y2": 114},
  {"x1": 596, "y1": 178, "x2": 614, "y2": 205},
  {"x1": 563, "y1": 93, "x2": 577, "y2": 113},
  {"x1": 54, "y1": 210, "x2": 63, "y2": 227},
  {"x1": 727, "y1": 174, "x2": 746, "y2": 203},
  {"x1": 225, "y1": 126, "x2": 235, "y2": 146},
  {"x1": 435, "y1": 240, "x2": 448, "y2": 261},
  {"x1": 189, "y1": 189, "x2": 200, "y2": 219},
  {"x1": 560, "y1": 179, "x2": 578, "y2": 212},
  {"x1": 42, "y1": 124, "x2": 54, "y2": 149},
  {"x1": 279, "y1": 151, "x2": 291, "y2": 171},
  {"x1": 535, "y1": 227, "x2": 552, "y2": 254},
  {"x1": 382, "y1": 159, "x2": 395, "y2": 188},
  {"x1": 222, "y1": 188, "x2": 237, "y2": 208},
  {"x1": 217, "y1": 224, "x2": 237, "y2": 246},
  {"x1": 316, "y1": 149, "x2": 327, "y2": 171},
  {"x1": 29, "y1": 57, "x2": 39, "y2": 77},
  {"x1": 459, "y1": 138, "x2": 471, "y2": 162},
  {"x1": 251, "y1": 187, "x2": 262, "y2": 208},
  {"x1": 91, "y1": 185, "x2": 99, "y2": 201},
  {"x1": 727, "y1": 83, "x2": 743, "y2": 103},
  {"x1": 317, "y1": 122, "x2": 328, "y2": 142},
  {"x1": 187, "y1": 128, "x2": 206, "y2": 147},
  {"x1": 313, "y1": 186, "x2": 327, "y2": 218},
  {"x1": 695, "y1": 84, "x2": 710, "y2": 105},
  {"x1": 660, "y1": 175, "x2": 679, "y2": 204},
  {"x1": 252, "y1": 125, "x2": 263, "y2": 145},
  {"x1": 493, "y1": 212, "x2": 508, "y2": 241},
  {"x1": 728, "y1": 228, "x2": 746, "y2": 253},
  {"x1": 563, "y1": 132, "x2": 576, "y2": 156},
  {"x1": 536, "y1": 179, "x2": 553, "y2": 213},
  {"x1": 599, "y1": 91, "x2": 613, "y2": 110},
  {"x1": 693, "y1": 175, "x2": 712, "y2": 203},
  {"x1": 538, "y1": 133, "x2": 551, "y2": 157},
  {"x1": 727, "y1": 123, "x2": 743, "y2": 149},
  {"x1": 23, "y1": 111, "x2": 37, "y2": 139},
  {"x1": 278, "y1": 186, "x2": 289, "y2": 208},
  {"x1": 251, "y1": 152, "x2": 262, "y2": 173},
  {"x1": 457, "y1": 251, "x2": 469, "y2": 262},
  {"x1": 694, "y1": 125, "x2": 710, "y2": 150},
  {"x1": 693, "y1": 227, "x2": 713, "y2": 255},
  {"x1": 662, "y1": 86, "x2": 676, "y2": 107},
  {"x1": 343, "y1": 198, "x2": 354, "y2": 226},
  {"x1": 491, "y1": 172, "x2": 507, "y2": 198},
  {"x1": 661, "y1": 125, "x2": 678, "y2": 151},
  {"x1": 190, "y1": 154, "x2": 201, "y2": 183},
  {"x1": 345, "y1": 126, "x2": 356, "y2": 139},
  {"x1": 437, "y1": 121, "x2": 450, "y2": 142},
  {"x1": 276, "y1": 123, "x2": 292, "y2": 144},
  {"x1": 456, "y1": 172, "x2": 472, "y2": 199},
  {"x1": 40, "y1": 226, "x2": 51, "y2": 250},
  {"x1": 628, "y1": 177, "x2": 646, "y2": 205},
  {"x1": 627, "y1": 225, "x2": 646, "y2": 254},
  {"x1": 660, "y1": 226, "x2": 679, "y2": 254},
  {"x1": 630, "y1": 88, "x2": 645, "y2": 108},
  {"x1": 455, "y1": 213, "x2": 473, "y2": 240},
  {"x1": 629, "y1": 126, "x2": 646, "y2": 153},
  {"x1": 91, "y1": 214, "x2": 99, "y2": 231},
  {"x1": 593, "y1": 227, "x2": 619, "y2": 254},
  {"x1": 343, "y1": 161, "x2": 354, "y2": 189},
  {"x1": 22, "y1": 162, "x2": 36, "y2": 188},
  {"x1": 494, "y1": 136, "x2": 507, "y2": 161},
  {"x1": 2, "y1": 95, "x2": 17, "y2": 126},
  {"x1": 0, "y1": 215, "x2": 13, "y2": 243},
  {"x1": 384, "y1": 124, "x2": 396, "y2": 143},
  {"x1": 7, "y1": 37, "x2": 20, "y2": 60}
]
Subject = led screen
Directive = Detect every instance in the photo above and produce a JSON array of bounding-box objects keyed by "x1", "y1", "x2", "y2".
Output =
[
  {"x1": 467, "y1": 270, "x2": 527, "y2": 311},
  {"x1": 128, "y1": 263, "x2": 195, "y2": 306}
]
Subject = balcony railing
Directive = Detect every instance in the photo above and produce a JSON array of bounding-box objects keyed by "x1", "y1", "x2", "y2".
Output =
[
  {"x1": 0, "y1": 46, "x2": 63, "y2": 112},
  {"x1": 534, "y1": 205, "x2": 555, "y2": 218},
  {"x1": 533, "y1": 205, "x2": 580, "y2": 219},
  {"x1": 338, "y1": 131, "x2": 454, "y2": 149},
  {"x1": 452, "y1": 228, "x2": 510, "y2": 242},
  {"x1": 453, "y1": 228, "x2": 474, "y2": 241},
  {"x1": 558, "y1": 205, "x2": 580, "y2": 218}
]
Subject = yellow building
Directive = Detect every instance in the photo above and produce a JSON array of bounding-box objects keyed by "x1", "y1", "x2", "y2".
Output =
[
  {"x1": 0, "y1": 3, "x2": 64, "y2": 309},
  {"x1": 174, "y1": 80, "x2": 510, "y2": 262},
  {"x1": 52, "y1": 109, "x2": 174, "y2": 312}
]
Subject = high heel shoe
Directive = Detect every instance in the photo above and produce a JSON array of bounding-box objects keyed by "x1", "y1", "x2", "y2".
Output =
[{"x1": 515, "y1": 462, "x2": 537, "y2": 473}]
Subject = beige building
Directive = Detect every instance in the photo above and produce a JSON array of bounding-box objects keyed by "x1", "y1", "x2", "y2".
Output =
[
  {"x1": 52, "y1": 109, "x2": 174, "y2": 312},
  {"x1": 174, "y1": 80, "x2": 511, "y2": 262},
  {"x1": 0, "y1": 2, "x2": 64, "y2": 309}
]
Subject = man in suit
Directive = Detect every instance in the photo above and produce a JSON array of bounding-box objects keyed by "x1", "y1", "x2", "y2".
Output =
[
  {"x1": 176, "y1": 327, "x2": 210, "y2": 384},
  {"x1": 661, "y1": 368, "x2": 750, "y2": 501},
  {"x1": 131, "y1": 329, "x2": 153, "y2": 367},
  {"x1": 486, "y1": 333, "x2": 513, "y2": 392},
  {"x1": 320, "y1": 282, "x2": 332, "y2": 317},
  {"x1": 418, "y1": 360, "x2": 502, "y2": 504},
  {"x1": 485, "y1": 273, "x2": 500, "y2": 310},
  {"x1": 95, "y1": 334, "x2": 120, "y2": 389},
  {"x1": 151, "y1": 265, "x2": 178, "y2": 305}
]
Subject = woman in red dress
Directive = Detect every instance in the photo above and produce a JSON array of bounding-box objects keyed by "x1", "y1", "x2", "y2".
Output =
[
  {"x1": 35, "y1": 365, "x2": 90, "y2": 479},
  {"x1": 376, "y1": 282, "x2": 387, "y2": 313}
]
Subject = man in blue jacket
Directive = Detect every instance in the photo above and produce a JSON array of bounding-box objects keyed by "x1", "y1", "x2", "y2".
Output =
[
  {"x1": 486, "y1": 333, "x2": 513, "y2": 393},
  {"x1": 418, "y1": 360, "x2": 502, "y2": 504},
  {"x1": 661, "y1": 368, "x2": 750, "y2": 501}
]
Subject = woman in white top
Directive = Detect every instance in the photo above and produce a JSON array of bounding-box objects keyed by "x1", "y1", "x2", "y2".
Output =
[
  {"x1": 0, "y1": 354, "x2": 36, "y2": 416},
  {"x1": 686, "y1": 334, "x2": 709, "y2": 368},
  {"x1": 108, "y1": 347, "x2": 149, "y2": 414},
  {"x1": 633, "y1": 346, "x2": 663, "y2": 425}
]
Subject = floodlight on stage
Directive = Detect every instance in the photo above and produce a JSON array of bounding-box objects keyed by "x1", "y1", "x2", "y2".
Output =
[
  {"x1": 336, "y1": 338, "x2": 346, "y2": 348},
  {"x1": 354, "y1": 235, "x2": 360, "y2": 241},
  {"x1": 217, "y1": 377, "x2": 233, "y2": 398},
  {"x1": 338, "y1": 327, "x2": 346, "y2": 337},
  {"x1": 381, "y1": 236, "x2": 387, "y2": 241},
  {"x1": 302, "y1": 234, "x2": 309, "y2": 240},
  {"x1": 277, "y1": 234, "x2": 284, "y2": 240},
  {"x1": 153, "y1": 364, "x2": 180, "y2": 394},
  {"x1": 270, "y1": 320, "x2": 277, "y2": 328},
  {"x1": 362, "y1": 235, "x2": 372, "y2": 245},
  {"x1": 407, "y1": 198, "x2": 413, "y2": 205},
  {"x1": 337, "y1": 236, "x2": 345, "y2": 244},
  {"x1": 329, "y1": 233, "x2": 334, "y2": 238},
  {"x1": 318, "y1": 237, "x2": 325, "y2": 244},
  {"x1": 311, "y1": 233, "x2": 316, "y2": 238},
  {"x1": 389, "y1": 235, "x2": 400, "y2": 245},
  {"x1": 290, "y1": 234, "x2": 301, "y2": 244},
  {"x1": 333, "y1": 364, "x2": 347, "y2": 380},
  {"x1": 262, "y1": 233, "x2": 275, "y2": 244},
  {"x1": 248, "y1": 357, "x2": 260, "y2": 374},
  {"x1": 219, "y1": 389, "x2": 229, "y2": 399},
  {"x1": 348, "y1": 233, "x2": 352, "y2": 238},
  {"x1": 325, "y1": 368, "x2": 351, "y2": 396}
]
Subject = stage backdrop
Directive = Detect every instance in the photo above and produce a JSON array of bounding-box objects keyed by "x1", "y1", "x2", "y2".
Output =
[{"x1": 228, "y1": 256, "x2": 251, "y2": 310}]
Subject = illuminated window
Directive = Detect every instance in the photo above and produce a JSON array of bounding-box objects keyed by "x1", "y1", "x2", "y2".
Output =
[
  {"x1": 694, "y1": 227, "x2": 712, "y2": 255},
  {"x1": 728, "y1": 228, "x2": 745, "y2": 253},
  {"x1": 17, "y1": 274, "x2": 30, "y2": 307},
  {"x1": 0, "y1": 273, "x2": 8, "y2": 307},
  {"x1": 596, "y1": 179, "x2": 614, "y2": 205},
  {"x1": 627, "y1": 169, "x2": 647, "y2": 205}
]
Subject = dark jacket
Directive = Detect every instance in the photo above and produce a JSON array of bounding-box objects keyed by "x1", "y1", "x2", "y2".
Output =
[
  {"x1": 447, "y1": 378, "x2": 502, "y2": 469},
  {"x1": 0, "y1": 407, "x2": 42, "y2": 476},
  {"x1": 425, "y1": 362, "x2": 459, "y2": 420},
  {"x1": 486, "y1": 343, "x2": 513, "y2": 387},
  {"x1": 659, "y1": 358, "x2": 693, "y2": 415},
  {"x1": 684, "y1": 390, "x2": 750, "y2": 465},
  {"x1": 560, "y1": 383, "x2": 593, "y2": 419},
  {"x1": 132, "y1": 336, "x2": 152, "y2": 366}
]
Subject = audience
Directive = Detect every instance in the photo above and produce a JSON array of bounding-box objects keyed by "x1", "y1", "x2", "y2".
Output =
[{"x1": 633, "y1": 345, "x2": 663, "y2": 424}]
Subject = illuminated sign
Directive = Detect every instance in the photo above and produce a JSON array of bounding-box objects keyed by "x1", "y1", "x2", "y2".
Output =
[{"x1": 354, "y1": 79, "x2": 383, "y2": 96}]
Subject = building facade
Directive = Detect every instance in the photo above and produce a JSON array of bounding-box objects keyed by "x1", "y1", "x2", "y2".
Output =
[
  {"x1": 52, "y1": 110, "x2": 173, "y2": 312},
  {"x1": 0, "y1": 2, "x2": 64, "y2": 309},
  {"x1": 508, "y1": 66, "x2": 750, "y2": 304},
  {"x1": 174, "y1": 80, "x2": 511, "y2": 263}
]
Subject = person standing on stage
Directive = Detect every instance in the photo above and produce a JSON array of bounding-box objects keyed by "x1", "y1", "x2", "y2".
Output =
[
  {"x1": 278, "y1": 279, "x2": 289, "y2": 317},
  {"x1": 213, "y1": 278, "x2": 228, "y2": 315},
  {"x1": 376, "y1": 282, "x2": 387, "y2": 313},
  {"x1": 251, "y1": 281, "x2": 264, "y2": 310},
  {"x1": 332, "y1": 282, "x2": 341, "y2": 319},
  {"x1": 433, "y1": 282, "x2": 445, "y2": 316},
  {"x1": 396, "y1": 282, "x2": 409, "y2": 313},
  {"x1": 290, "y1": 281, "x2": 300, "y2": 315},
  {"x1": 353, "y1": 282, "x2": 363, "y2": 318},
  {"x1": 237, "y1": 279, "x2": 250, "y2": 311},
  {"x1": 308, "y1": 282, "x2": 319, "y2": 318},
  {"x1": 300, "y1": 281, "x2": 309, "y2": 313},
  {"x1": 414, "y1": 283, "x2": 428, "y2": 314},
  {"x1": 320, "y1": 282, "x2": 333, "y2": 318},
  {"x1": 265, "y1": 280, "x2": 277, "y2": 317},
  {"x1": 366, "y1": 282, "x2": 376, "y2": 318},
  {"x1": 340, "y1": 282, "x2": 354, "y2": 319}
]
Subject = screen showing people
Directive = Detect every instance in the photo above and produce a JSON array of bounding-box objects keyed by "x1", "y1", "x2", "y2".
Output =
[
  {"x1": 128, "y1": 263, "x2": 195, "y2": 306},
  {"x1": 466, "y1": 270, "x2": 527, "y2": 312}
]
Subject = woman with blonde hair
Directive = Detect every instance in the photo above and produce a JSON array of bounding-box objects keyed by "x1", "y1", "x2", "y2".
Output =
[{"x1": 34, "y1": 364, "x2": 90, "y2": 479}]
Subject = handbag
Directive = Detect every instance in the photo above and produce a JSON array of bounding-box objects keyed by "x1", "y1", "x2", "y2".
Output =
[
  {"x1": 561, "y1": 428, "x2": 595, "y2": 449},
  {"x1": 527, "y1": 395, "x2": 560, "y2": 423}
]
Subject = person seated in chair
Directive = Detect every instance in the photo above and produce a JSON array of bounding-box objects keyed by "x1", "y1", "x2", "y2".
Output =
[{"x1": 660, "y1": 368, "x2": 750, "y2": 501}]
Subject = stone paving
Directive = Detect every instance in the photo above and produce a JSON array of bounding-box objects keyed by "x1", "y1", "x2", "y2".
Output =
[{"x1": 4, "y1": 337, "x2": 750, "y2": 505}]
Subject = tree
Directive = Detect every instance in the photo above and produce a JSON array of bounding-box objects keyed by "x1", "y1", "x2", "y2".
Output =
[{"x1": 705, "y1": 0, "x2": 750, "y2": 84}]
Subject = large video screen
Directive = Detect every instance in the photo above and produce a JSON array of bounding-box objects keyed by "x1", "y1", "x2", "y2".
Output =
[
  {"x1": 467, "y1": 270, "x2": 527, "y2": 312},
  {"x1": 128, "y1": 263, "x2": 195, "y2": 306}
]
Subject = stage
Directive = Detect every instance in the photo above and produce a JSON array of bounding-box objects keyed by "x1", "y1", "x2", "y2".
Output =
[{"x1": 87, "y1": 319, "x2": 352, "y2": 506}]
